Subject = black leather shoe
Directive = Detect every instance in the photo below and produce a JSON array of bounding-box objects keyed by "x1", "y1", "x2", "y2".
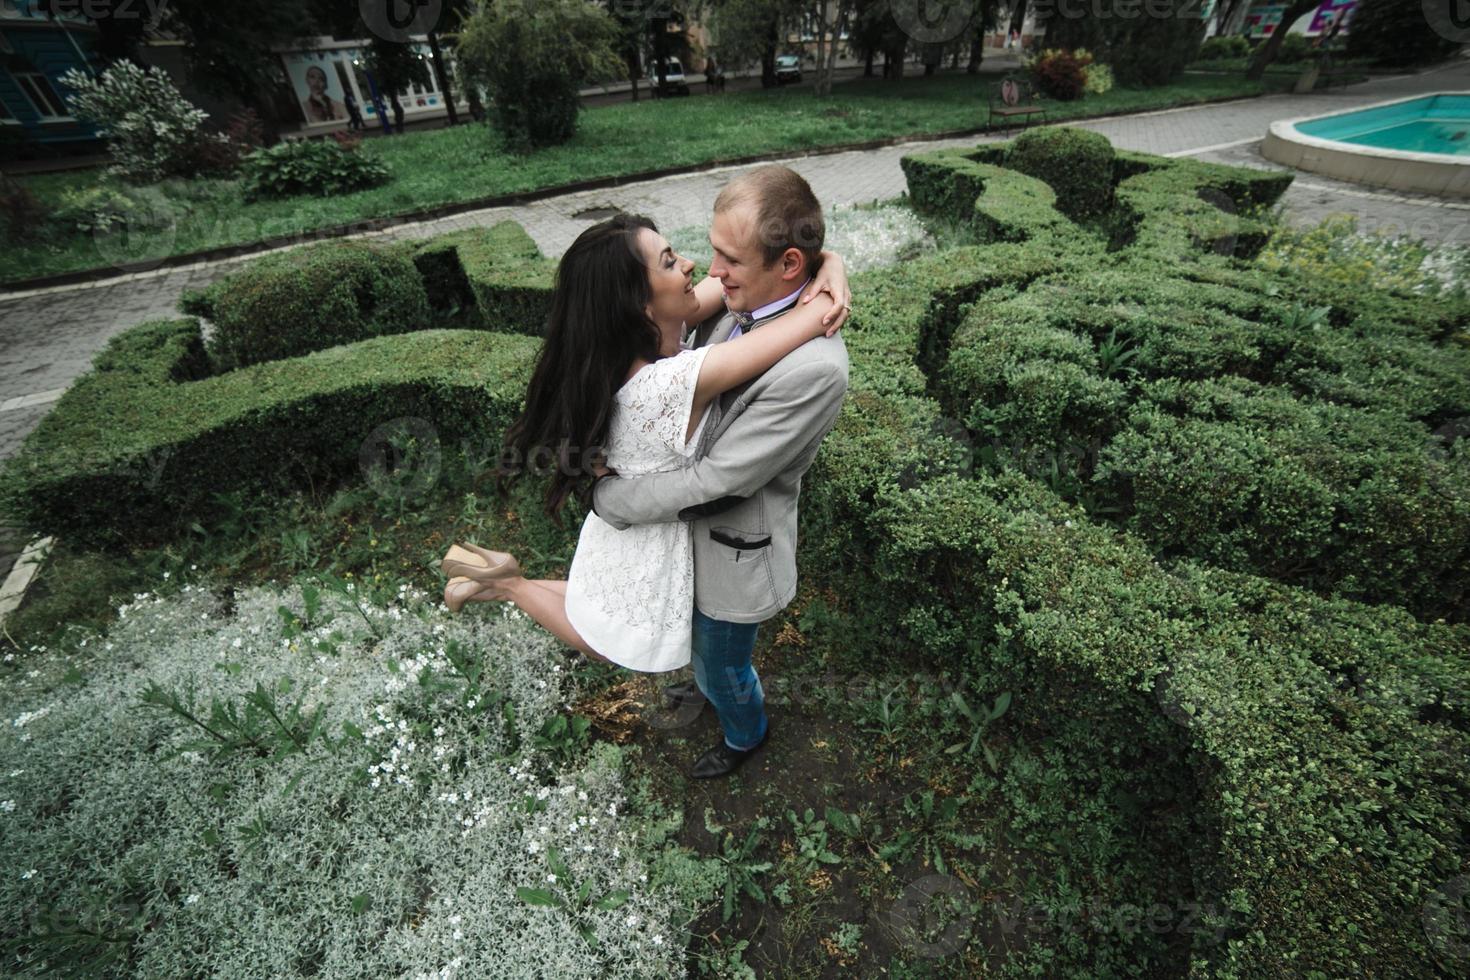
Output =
[
  {"x1": 662, "y1": 679, "x2": 708, "y2": 710},
  {"x1": 690, "y1": 724, "x2": 770, "y2": 779}
]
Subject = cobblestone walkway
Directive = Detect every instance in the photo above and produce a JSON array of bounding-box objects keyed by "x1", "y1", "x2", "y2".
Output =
[{"x1": 2, "y1": 56, "x2": 1468, "y2": 578}]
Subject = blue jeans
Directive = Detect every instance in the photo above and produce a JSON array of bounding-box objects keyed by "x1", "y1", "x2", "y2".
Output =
[{"x1": 691, "y1": 608, "x2": 767, "y2": 752}]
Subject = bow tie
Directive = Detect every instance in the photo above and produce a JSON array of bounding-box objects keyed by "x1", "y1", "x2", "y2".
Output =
[{"x1": 727, "y1": 293, "x2": 802, "y2": 333}]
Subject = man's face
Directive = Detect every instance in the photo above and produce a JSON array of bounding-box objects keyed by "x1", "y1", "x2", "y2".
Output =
[{"x1": 708, "y1": 201, "x2": 799, "y2": 313}]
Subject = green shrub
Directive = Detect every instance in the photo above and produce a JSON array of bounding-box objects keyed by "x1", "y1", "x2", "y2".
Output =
[
  {"x1": 0, "y1": 320, "x2": 537, "y2": 548},
  {"x1": 411, "y1": 223, "x2": 555, "y2": 334},
  {"x1": 54, "y1": 185, "x2": 172, "y2": 236},
  {"x1": 181, "y1": 241, "x2": 431, "y2": 370},
  {"x1": 1197, "y1": 36, "x2": 1250, "y2": 60},
  {"x1": 455, "y1": 0, "x2": 621, "y2": 150},
  {"x1": 900, "y1": 148, "x2": 1073, "y2": 244},
  {"x1": 1005, "y1": 126, "x2": 1115, "y2": 221},
  {"x1": 239, "y1": 139, "x2": 391, "y2": 201},
  {"x1": 1276, "y1": 31, "x2": 1314, "y2": 64}
]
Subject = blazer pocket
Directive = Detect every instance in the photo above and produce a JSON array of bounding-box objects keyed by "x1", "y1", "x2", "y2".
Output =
[{"x1": 709, "y1": 525, "x2": 772, "y2": 560}]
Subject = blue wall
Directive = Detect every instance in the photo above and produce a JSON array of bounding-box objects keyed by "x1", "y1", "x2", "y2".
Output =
[{"x1": 1, "y1": 23, "x2": 100, "y2": 145}]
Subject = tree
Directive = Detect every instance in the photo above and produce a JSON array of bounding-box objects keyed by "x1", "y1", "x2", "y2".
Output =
[
  {"x1": 457, "y1": 0, "x2": 621, "y2": 149},
  {"x1": 1345, "y1": 0, "x2": 1462, "y2": 69},
  {"x1": 365, "y1": 35, "x2": 432, "y2": 130},
  {"x1": 703, "y1": 0, "x2": 800, "y2": 88},
  {"x1": 153, "y1": 0, "x2": 326, "y2": 129},
  {"x1": 1039, "y1": 0, "x2": 1207, "y2": 86},
  {"x1": 807, "y1": 0, "x2": 854, "y2": 96},
  {"x1": 1242, "y1": 0, "x2": 1319, "y2": 79}
]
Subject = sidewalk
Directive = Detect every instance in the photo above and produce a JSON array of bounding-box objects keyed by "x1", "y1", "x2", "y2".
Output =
[{"x1": 2, "y1": 56, "x2": 1467, "y2": 581}]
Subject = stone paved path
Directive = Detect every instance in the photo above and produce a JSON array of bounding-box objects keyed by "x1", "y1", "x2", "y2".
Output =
[{"x1": 2, "y1": 56, "x2": 1468, "y2": 579}]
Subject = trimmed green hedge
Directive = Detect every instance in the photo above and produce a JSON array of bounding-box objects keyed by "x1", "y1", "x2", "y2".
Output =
[
  {"x1": 179, "y1": 240, "x2": 431, "y2": 371},
  {"x1": 808, "y1": 254, "x2": 1469, "y2": 978},
  {"x1": 409, "y1": 222, "x2": 555, "y2": 334},
  {"x1": 1004, "y1": 125, "x2": 1116, "y2": 220},
  {"x1": 927, "y1": 261, "x2": 1470, "y2": 620},
  {"x1": 0, "y1": 319, "x2": 537, "y2": 546}
]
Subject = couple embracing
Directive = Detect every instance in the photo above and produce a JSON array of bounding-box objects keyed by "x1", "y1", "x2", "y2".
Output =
[{"x1": 440, "y1": 166, "x2": 851, "y2": 780}]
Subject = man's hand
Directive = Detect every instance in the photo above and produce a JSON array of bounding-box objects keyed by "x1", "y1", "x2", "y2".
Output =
[{"x1": 802, "y1": 250, "x2": 852, "y2": 337}]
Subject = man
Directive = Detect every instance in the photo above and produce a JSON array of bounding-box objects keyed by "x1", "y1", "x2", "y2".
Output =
[{"x1": 591, "y1": 165, "x2": 850, "y2": 779}]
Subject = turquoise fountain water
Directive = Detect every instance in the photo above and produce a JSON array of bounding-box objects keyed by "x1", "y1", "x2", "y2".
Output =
[{"x1": 1295, "y1": 94, "x2": 1470, "y2": 156}]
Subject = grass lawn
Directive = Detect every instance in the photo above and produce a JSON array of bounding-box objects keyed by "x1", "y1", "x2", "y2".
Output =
[{"x1": 5, "y1": 72, "x2": 1283, "y2": 285}]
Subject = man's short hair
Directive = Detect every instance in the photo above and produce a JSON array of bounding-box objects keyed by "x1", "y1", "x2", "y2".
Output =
[{"x1": 714, "y1": 165, "x2": 825, "y2": 274}]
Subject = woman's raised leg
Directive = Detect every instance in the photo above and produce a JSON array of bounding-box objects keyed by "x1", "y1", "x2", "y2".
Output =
[{"x1": 455, "y1": 576, "x2": 613, "y2": 665}]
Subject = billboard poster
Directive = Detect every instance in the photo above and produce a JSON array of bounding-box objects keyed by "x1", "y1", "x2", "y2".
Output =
[
  {"x1": 285, "y1": 51, "x2": 348, "y2": 124},
  {"x1": 1308, "y1": 0, "x2": 1356, "y2": 33}
]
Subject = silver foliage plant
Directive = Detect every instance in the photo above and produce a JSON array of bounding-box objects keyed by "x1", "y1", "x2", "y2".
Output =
[
  {"x1": 669, "y1": 202, "x2": 936, "y2": 275},
  {"x1": 0, "y1": 580, "x2": 718, "y2": 977},
  {"x1": 58, "y1": 61, "x2": 225, "y2": 184}
]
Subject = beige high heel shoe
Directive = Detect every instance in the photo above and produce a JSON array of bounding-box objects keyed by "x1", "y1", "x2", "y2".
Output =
[
  {"x1": 441, "y1": 543, "x2": 520, "y2": 583},
  {"x1": 444, "y1": 576, "x2": 497, "y2": 614}
]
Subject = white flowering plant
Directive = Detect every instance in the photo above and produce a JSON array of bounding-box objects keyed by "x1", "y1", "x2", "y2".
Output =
[
  {"x1": 59, "y1": 61, "x2": 229, "y2": 184},
  {"x1": 0, "y1": 577, "x2": 721, "y2": 977},
  {"x1": 668, "y1": 202, "x2": 935, "y2": 274}
]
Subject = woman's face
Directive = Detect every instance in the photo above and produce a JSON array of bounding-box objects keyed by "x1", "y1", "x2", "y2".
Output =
[
  {"x1": 636, "y1": 228, "x2": 698, "y2": 329},
  {"x1": 307, "y1": 68, "x2": 327, "y2": 96}
]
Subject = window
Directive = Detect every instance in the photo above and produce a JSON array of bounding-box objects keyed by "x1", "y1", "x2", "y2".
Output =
[{"x1": 14, "y1": 72, "x2": 69, "y2": 120}]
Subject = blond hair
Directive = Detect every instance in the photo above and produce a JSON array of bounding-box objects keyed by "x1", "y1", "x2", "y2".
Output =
[{"x1": 713, "y1": 165, "x2": 824, "y2": 273}]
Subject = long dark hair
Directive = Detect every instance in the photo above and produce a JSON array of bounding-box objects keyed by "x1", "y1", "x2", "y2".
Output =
[{"x1": 500, "y1": 213, "x2": 663, "y2": 520}]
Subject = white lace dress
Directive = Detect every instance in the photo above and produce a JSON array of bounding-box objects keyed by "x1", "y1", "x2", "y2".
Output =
[{"x1": 564, "y1": 346, "x2": 713, "y2": 673}]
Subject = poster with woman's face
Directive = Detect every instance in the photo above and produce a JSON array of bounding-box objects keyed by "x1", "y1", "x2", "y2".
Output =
[{"x1": 287, "y1": 57, "x2": 346, "y2": 124}]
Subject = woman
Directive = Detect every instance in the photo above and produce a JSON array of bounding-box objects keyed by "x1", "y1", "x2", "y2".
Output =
[
  {"x1": 439, "y1": 213, "x2": 849, "y2": 672},
  {"x1": 303, "y1": 66, "x2": 343, "y2": 123}
]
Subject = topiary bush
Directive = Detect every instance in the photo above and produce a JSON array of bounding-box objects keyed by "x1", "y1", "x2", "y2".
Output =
[
  {"x1": 1004, "y1": 125, "x2": 1116, "y2": 221},
  {"x1": 238, "y1": 139, "x2": 391, "y2": 201},
  {"x1": 181, "y1": 241, "x2": 430, "y2": 371}
]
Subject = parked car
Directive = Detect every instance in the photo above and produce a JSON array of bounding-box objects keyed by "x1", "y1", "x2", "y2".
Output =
[
  {"x1": 775, "y1": 54, "x2": 802, "y2": 85},
  {"x1": 647, "y1": 57, "x2": 690, "y2": 97}
]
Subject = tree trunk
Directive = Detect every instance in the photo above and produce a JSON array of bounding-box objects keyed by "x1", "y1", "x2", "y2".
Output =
[
  {"x1": 427, "y1": 31, "x2": 459, "y2": 126},
  {"x1": 761, "y1": 19, "x2": 778, "y2": 88},
  {"x1": 967, "y1": 34, "x2": 984, "y2": 73},
  {"x1": 623, "y1": 45, "x2": 641, "y2": 102},
  {"x1": 1245, "y1": 0, "x2": 1318, "y2": 80},
  {"x1": 864, "y1": 49, "x2": 875, "y2": 77},
  {"x1": 1009, "y1": 0, "x2": 1028, "y2": 34}
]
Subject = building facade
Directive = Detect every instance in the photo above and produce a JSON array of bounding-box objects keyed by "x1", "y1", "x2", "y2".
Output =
[{"x1": 0, "y1": 1, "x2": 99, "y2": 154}]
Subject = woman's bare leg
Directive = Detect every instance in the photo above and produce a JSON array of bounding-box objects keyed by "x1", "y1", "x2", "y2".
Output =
[{"x1": 457, "y1": 575, "x2": 614, "y2": 665}]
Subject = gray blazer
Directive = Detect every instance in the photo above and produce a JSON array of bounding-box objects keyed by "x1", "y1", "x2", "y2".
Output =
[{"x1": 591, "y1": 307, "x2": 850, "y2": 624}]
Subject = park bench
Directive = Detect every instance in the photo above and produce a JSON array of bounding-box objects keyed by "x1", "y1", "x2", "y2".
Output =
[{"x1": 989, "y1": 77, "x2": 1046, "y2": 132}]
